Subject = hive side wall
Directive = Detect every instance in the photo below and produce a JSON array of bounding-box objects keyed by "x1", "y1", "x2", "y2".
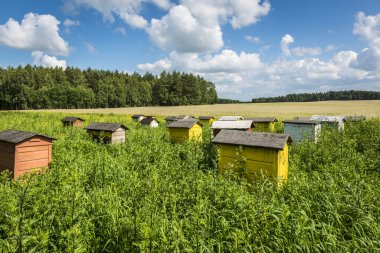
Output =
[
  {"x1": 189, "y1": 124, "x2": 202, "y2": 142},
  {"x1": 253, "y1": 122, "x2": 273, "y2": 132},
  {"x1": 169, "y1": 128, "x2": 190, "y2": 143},
  {"x1": 14, "y1": 137, "x2": 52, "y2": 178},
  {"x1": 112, "y1": 128, "x2": 126, "y2": 144},
  {"x1": 217, "y1": 144, "x2": 286, "y2": 182},
  {"x1": 0, "y1": 142, "x2": 15, "y2": 175}
]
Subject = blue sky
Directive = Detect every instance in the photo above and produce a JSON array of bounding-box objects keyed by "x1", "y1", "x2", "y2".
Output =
[{"x1": 0, "y1": 0, "x2": 379, "y2": 100}]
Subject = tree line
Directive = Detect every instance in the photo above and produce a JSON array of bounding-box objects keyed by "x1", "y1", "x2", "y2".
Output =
[
  {"x1": 0, "y1": 65, "x2": 218, "y2": 110},
  {"x1": 252, "y1": 90, "x2": 380, "y2": 103}
]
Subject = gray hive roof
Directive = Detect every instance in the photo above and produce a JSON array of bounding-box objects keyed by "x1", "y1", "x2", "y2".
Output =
[
  {"x1": 85, "y1": 122, "x2": 129, "y2": 132},
  {"x1": 165, "y1": 116, "x2": 178, "y2": 121},
  {"x1": 283, "y1": 119, "x2": 320, "y2": 125},
  {"x1": 310, "y1": 115, "x2": 345, "y2": 122},
  {"x1": 61, "y1": 116, "x2": 85, "y2": 122},
  {"x1": 140, "y1": 117, "x2": 160, "y2": 125},
  {"x1": 219, "y1": 116, "x2": 243, "y2": 121},
  {"x1": 198, "y1": 116, "x2": 214, "y2": 120},
  {"x1": 211, "y1": 120, "x2": 254, "y2": 130},
  {"x1": 212, "y1": 130, "x2": 291, "y2": 150},
  {"x1": 177, "y1": 115, "x2": 195, "y2": 119},
  {"x1": 245, "y1": 117, "x2": 277, "y2": 123},
  {"x1": 0, "y1": 130, "x2": 56, "y2": 144},
  {"x1": 344, "y1": 115, "x2": 366, "y2": 122},
  {"x1": 167, "y1": 119, "x2": 202, "y2": 128}
]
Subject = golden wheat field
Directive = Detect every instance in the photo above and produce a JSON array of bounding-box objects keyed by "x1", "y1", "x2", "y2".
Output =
[{"x1": 27, "y1": 100, "x2": 380, "y2": 120}]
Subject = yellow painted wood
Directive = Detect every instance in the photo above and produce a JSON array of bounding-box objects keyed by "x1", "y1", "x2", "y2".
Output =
[
  {"x1": 253, "y1": 122, "x2": 275, "y2": 132},
  {"x1": 216, "y1": 143, "x2": 288, "y2": 185},
  {"x1": 169, "y1": 123, "x2": 202, "y2": 143}
]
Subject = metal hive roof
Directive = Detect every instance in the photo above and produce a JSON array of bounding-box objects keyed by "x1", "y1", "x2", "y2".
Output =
[{"x1": 211, "y1": 120, "x2": 254, "y2": 130}]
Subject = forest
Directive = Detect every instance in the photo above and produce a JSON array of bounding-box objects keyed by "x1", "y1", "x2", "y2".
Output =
[
  {"x1": 252, "y1": 90, "x2": 380, "y2": 103},
  {"x1": 0, "y1": 65, "x2": 218, "y2": 110}
]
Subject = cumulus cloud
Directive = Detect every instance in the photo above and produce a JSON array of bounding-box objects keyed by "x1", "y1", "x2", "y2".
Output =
[
  {"x1": 148, "y1": 5, "x2": 223, "y2": 53},
  {"x1": 31, "y1": 51, "x2": 67, "y2": 68},
  {"x1": 181, "y1": 0, "x2": 270, "y2": 28},
  {"x1": 64, "y1": 0, "x2": 172, "y2": 29},
  {"x1": 280, "y1": 34, "x2": 294, "y2": 56},
  {"x1": 64, "y1": 19, "x2": 80, "y2": 27},
  {"x1": 351, "y1": 12, "x2": 380, "y2": 71},
  {"x1": 0, "y1": 12, "x2": 69, "y2": 56},
  {"x1": 137, "y1": 59, "x2": 171, "y2": 72}
]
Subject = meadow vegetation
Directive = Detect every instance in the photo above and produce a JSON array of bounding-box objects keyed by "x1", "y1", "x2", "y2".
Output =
[{"x1": 0, "y1": 112, "x2": 379, "y2": 252}]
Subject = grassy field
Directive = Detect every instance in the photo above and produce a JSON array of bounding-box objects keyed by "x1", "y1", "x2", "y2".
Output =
[
  {"x1": 0, "y1": 111, "x2": 380, "y2": 252},
  {"x1": 30, "y1": 100, "x2": 380, "y2": 119}
]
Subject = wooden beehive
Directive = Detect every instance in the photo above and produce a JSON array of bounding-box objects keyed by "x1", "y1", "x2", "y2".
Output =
[
  {"x1": 61, "y1": 116, "x2": 85, "y2": 128},
  {"x1": 198, "y1": 116, "x2": 215, "y2": 124},
  {"x1": 212, "y1": 130, "x2": 292, "y2": 184},
  {"x1": 0, "y1": 130, "x2": 56, "y2": 178},
  {"x1": 85, "y1": 122, "x2": 128, "y2": 144},
  {"x1": 211, "y1": 120, "x2": 255, "y2": 137},
  {"x1": 283, "y1": 119, "x2": 321, "y2": 143},
  {"x1": 167, "y1": 119, "x2": 203, "y2": 143},
  {"x1": 140, "y1": 117, "x2": 160, "y2": 128},
  {"x1": 246, "y1": 117, "x2": 277, "y2": 132}
]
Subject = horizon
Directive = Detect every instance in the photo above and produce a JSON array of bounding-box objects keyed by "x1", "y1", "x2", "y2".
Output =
[{"x1": 1, "y1": 0, "x2": 380, "y2": 100}]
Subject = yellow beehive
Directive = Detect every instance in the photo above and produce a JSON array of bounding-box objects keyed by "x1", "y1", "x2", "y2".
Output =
[
  {"x1": 246, "y1": 117, "x2": 277, "y2": 132},
  {"x1": 198, "y1": 116, "x2": 215, "y2": 124},
  {"x1": 167, "y1": 119, "x2": 203, "y2": 143},
  {"x1": 212, "y1": 130, "x2": 292, "y2": 184}
]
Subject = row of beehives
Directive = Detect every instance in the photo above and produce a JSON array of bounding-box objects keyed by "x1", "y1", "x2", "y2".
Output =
[{"x1": 0, "y1": 114, "x2": 365, "y2": 183}]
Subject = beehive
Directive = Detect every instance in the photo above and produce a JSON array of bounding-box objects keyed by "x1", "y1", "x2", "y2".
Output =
[
  {"x1": 0, "y1": 130, "x2": 56, "y2": 178},
  {"x1": 283, "y1": 119, "x2": 321, "y2": 143},
  {"x1": 85, "y1": 122, "x2": 128, "y2": 144},
  {"x1": 212, "y1": 130, "x2": 292, "y2": 184},
  {"x1": 211, "y1": 120, "x2": 254, "y2": 137},
  {"x1": 140, "y1": 117, "x2": 160, "y2": 128},
  {"x1": 167, "y1": 119, "x2": 203, "y2": 143},
  {"x1": 198, "y1": 116, "x2": 215, "y2": 124},
  {"x1": 61, "y1": 117, "x2": 85, "y2": 128},
  {"x1": 218, "y1": 116, "x2": 243, "y2": 121},
  {"x1": 246, "y1": 117, "x2": 277, "y2": 132}
]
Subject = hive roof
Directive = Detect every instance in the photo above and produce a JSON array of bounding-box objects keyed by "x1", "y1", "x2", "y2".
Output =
[
  {"x1": 212, "y1": 130, "x2": 291, "y2": 150},
  {"x1": 85, "y1": 122, "x2": 128, "y2": 132},
  {"x1": 0, "y1": 130, "x2": 56, "y2": 144}
]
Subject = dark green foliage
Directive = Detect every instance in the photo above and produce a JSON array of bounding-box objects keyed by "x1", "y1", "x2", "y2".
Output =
[
  {"x1": 252, "y1": 90, "x2": 380, "y2": 103},
  {"x1": 0, "y1": 66, "x2": 218, "y2": 109},
  {"x1": 0, "y1": 112, "x2": 379, "y2": 252}
]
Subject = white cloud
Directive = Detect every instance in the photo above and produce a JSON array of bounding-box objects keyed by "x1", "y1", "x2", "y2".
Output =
[
  {"x1": 291, "y1": 47, "x2": 321, "y2": 57},
  {"x1": 85, "y1": 42, "x2": 96, "y2": 54},
  {"x1": 65, "y1": 0, "x2": 173, "y2": 29},
  {"x1": 245, "y1": 35, "x2": 261, "y2": 44},
  {"x1": 280, "y1": 34, "x2": 294, "y2": 56},
  {"x1": 148, "y1": 5, "x2": 223, "y2": 53},
  {"x1": 64, "y1": 19, "x2": 80, "y2": 27},
  {"x1": 113, "y1": 26, "x2": 127, "y2": 35},
  {"x1": 0, "y1": 12, "x2": 69, "y2": 56},
  {"x1": 138, "y1": 30, "x2": 379, "y2": 99},
  {"x1": 137, "y1": 59, "x2": 171, "y2": 72},
  {"x1": 31, "y1": 51, "x2": 67, "y2": 69},
  {"x1": 351, "y1": 12, "x2": 380, "y2": 71},
  {"x1": 181, "y1": 0, "x2": 270, "y2": 29}
]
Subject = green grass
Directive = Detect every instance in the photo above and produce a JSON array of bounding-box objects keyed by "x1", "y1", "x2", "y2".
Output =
[{"x1": 0, "y1": 112, "x2": 379, "y2": 252}]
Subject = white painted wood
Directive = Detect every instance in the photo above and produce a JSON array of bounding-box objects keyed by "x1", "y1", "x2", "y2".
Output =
[{"x1": 111, "y1": 127, "x2": 126, "y2": 144}]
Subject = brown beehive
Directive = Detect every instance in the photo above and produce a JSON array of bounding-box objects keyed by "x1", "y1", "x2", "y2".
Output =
[
  {"x1": 61, "y1": 116, "x2": 85, "y2": 128},
  {"x1": 0, "y1": 130, "x2": 56, "y2": 178}
]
